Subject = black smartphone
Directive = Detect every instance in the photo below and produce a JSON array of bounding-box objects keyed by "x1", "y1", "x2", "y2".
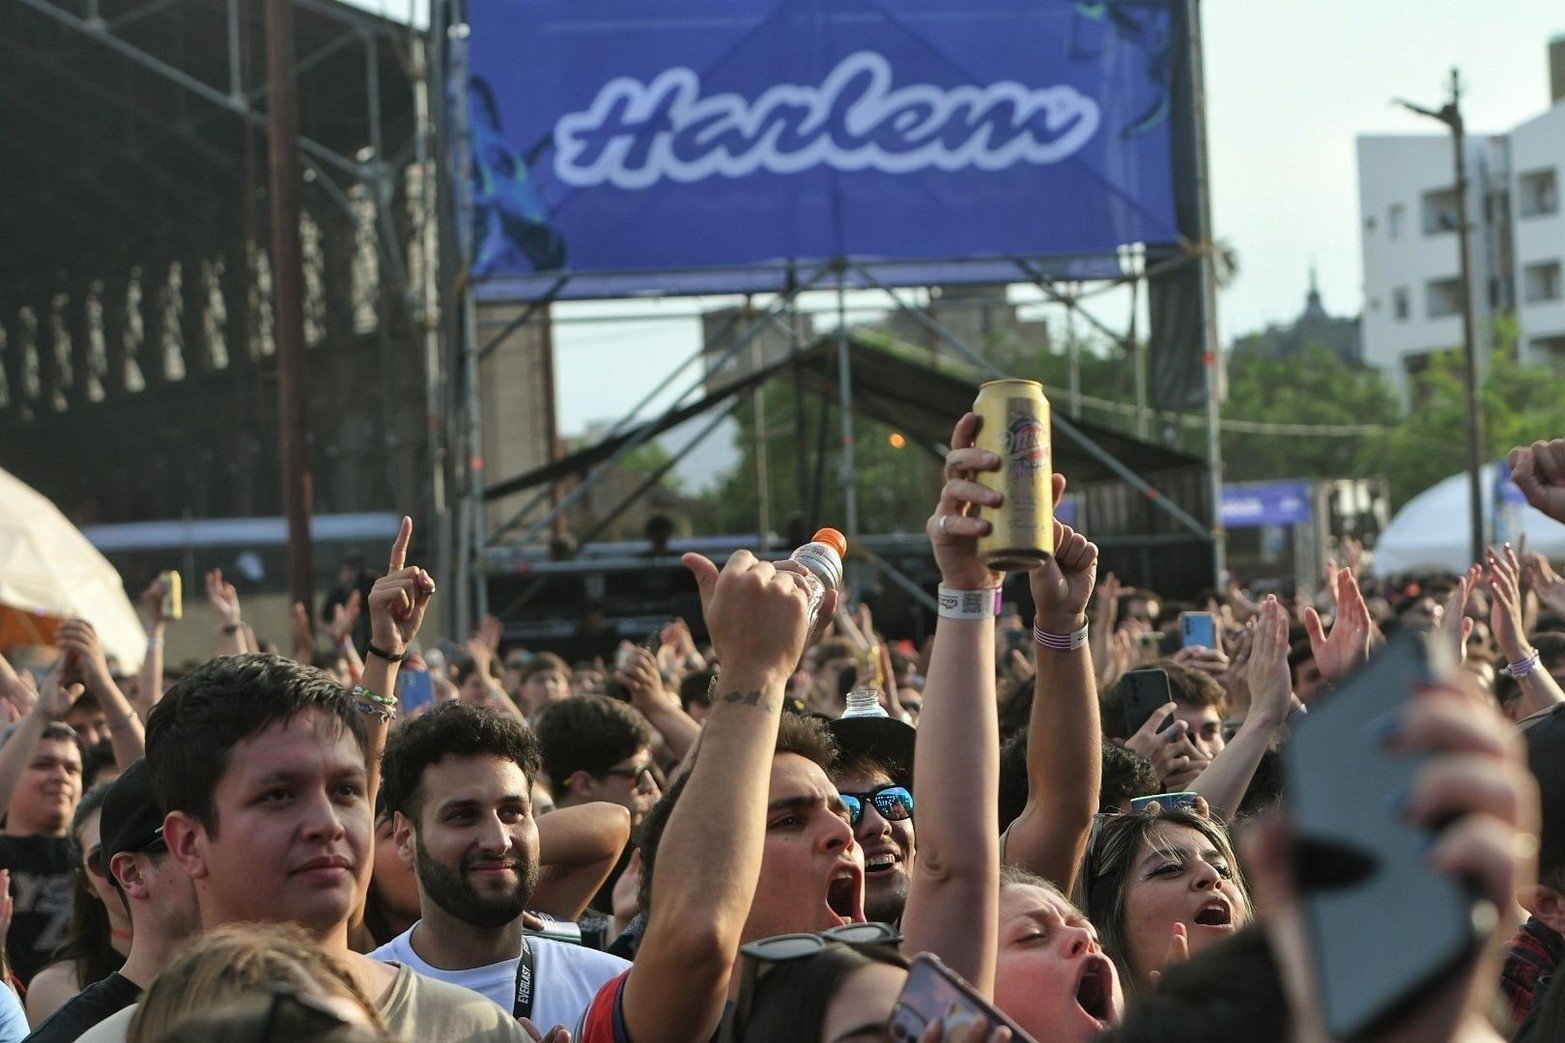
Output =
[
  {"x1": 889, "y1": 953, "x2": 1034, "y2": 1043},
  {"x1": 1120, "y1": 668, "x2": 1174, "y2": 737},
  {"x1": 1282, "y1": 630, "x2": 1481, "y2": 1040}
]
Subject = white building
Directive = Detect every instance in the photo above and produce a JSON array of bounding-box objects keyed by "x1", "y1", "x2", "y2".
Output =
[
  {"x1": 1356, "y1": 133, "x2": 1509, "y2": 399},
  {"x1": 1357, "y1": 39, "x2": 1565, "y2": 400},
  {"x1": 1511, "y1": 99, "x2": 1565, "y2": 362}
]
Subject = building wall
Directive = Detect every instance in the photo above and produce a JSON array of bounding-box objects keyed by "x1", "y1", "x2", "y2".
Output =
[
  {"x1": 1357, "y1": 133, "x2": 1507, "y2": 401},
  {"x1": 1511, "y1": 102, "x2": 1565, "y2": 365}
]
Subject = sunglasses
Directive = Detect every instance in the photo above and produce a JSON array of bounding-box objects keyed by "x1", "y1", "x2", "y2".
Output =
[
  {"x1": 721, "y1": 923, "x2": 903, "y2": 1043},
  {"x1": 839, "y1": 784, "x2": 914, "y2": 828},
  {"x1": 599, "y1": 762, "x2": 658, "y2": 790}
]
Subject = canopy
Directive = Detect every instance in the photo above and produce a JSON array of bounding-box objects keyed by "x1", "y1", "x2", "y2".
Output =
[
  {"x1": 0, "y1": 467, "x2": 145, "y2": 671},
  {"x1": 1370, "y1": 464, "x2": 1565, "y2": 577}
]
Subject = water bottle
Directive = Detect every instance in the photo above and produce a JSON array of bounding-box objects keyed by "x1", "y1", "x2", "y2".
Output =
[
  {"x1": 841, "y1": 688, "x2": 888, "y2": 719},
  {"x1": 788, "y1": 527, "x2": 846, "y2": 632}
]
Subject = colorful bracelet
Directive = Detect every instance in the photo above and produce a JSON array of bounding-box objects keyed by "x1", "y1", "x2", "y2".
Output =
[
  {"x1": 1506, "y1": 650, "x2": 1542, "y2": 679},
  {"x1": 351, "y1": 700, "x2": 395, "y2": 724},
  {"x1": 1033, "y1": 623, "x2": 1090, "y2": 651},
  {"x1": 351, "y1": 684, "x2": 397, "y2": 707}
]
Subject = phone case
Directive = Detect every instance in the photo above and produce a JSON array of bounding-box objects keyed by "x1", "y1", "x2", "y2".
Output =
[
  {"x1": 889, "y1": 954, "x2": 1033, "y2": 1043},
  {"x1": 1121, "y1": 669, "x2": 1173, "y2": 736},
  {"x1": 1283, "y1": 631, "x2": 1481, "y2": 1039},
  {"x1": 1179, "y1": 612, "x2": 1217, "y2": 649}
]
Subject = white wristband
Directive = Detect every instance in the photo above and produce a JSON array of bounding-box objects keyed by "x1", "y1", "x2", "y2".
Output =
[
  {"x1": 937, "y1": 586, "x2": 1001, "y2": 620},
  {"x1": 1033, "y1": 624, "x2": 1089, "y2": 651}
]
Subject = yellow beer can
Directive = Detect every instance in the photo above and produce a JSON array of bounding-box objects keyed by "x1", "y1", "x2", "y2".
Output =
[{"x1": 972, "y1": 379, "x2": 1053, "y2": 570}]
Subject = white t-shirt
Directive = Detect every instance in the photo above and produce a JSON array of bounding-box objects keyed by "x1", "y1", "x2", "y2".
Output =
[{"x1": 371, "y1": 924, "x2": 628, "y2": 1033}]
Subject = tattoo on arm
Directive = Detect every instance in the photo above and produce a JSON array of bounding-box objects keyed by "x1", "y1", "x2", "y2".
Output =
[{"x1": 719, "y1": 689, "x2": 778, "y2": 713}]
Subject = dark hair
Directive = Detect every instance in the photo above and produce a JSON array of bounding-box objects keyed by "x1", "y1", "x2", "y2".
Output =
[
  {"x1": 1075, "y1": 810, "x2": 1251, "y2": 994},
  {"x1": 1100, "y1": 662, "x2": 1228, "y2": 741},
  {"x1": 1097, "y1": 927, "x2": 1289, "y2": 1043},
  {"x1": 40, "y1": 721, "x2": 88, "y2": 762},
  {"x1": 736, "y1": 943, "x2": 909, "y2": 1042},
  {"x1": 1100, "y1": 742, "x2": 1160, "y2": 813},
  {"x1": 997, "y1": 731, "x2": 1029, "y2": 834},
  {"x1": 380, "y1": 703, "x2": 542, "y2": 826},
  {"x1": 637, "y1": 713, "x2": 837, "y2": 912},
  {"x1": 521, "y1": 653, "x2": 570, "y2": 684},
  {"x1": 48, "y1": 782, "x2": 126, "y2": 990},
  {"x1": 679, "y1": 669, "x2": 716, "y2": 713},
  {"x1": 532, "y1": 696, "x2": 652, "y2": 795},
  {"x1": 144, "y1": 653, "x2": 368, "y2": 834},
  {"x1": 1534, "y1": 632, "x2": 1565, "y2": 673}
]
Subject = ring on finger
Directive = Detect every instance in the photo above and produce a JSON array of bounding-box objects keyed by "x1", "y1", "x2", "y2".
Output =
[{"x1": 938, "y1": 514, "x2": 950, "y2": 536}]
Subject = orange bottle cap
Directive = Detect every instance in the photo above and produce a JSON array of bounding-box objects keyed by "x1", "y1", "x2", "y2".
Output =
[{"x1": 812, "y1": 528, "x2": 847, "y2": 556}]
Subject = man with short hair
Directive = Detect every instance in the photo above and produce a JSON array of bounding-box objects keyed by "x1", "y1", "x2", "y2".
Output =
[
  {"x1": 25, "y1": 758, "x2": 201, "y2": 1042},
  {"x1": 826, "y1": 711, "x2": 916, "y2": 926},
  {"x1": 518, "y1": 655, "x2": 572, "y2": 716},
  {"x1": 0, "y1": 670, "x2": 85, "y2": 986},
  {"x1": 372, "y1": 702, "x2": 628, "y2": 1034},
  {"x1": 1101, "y1": 659, "x2": 1226, "y2": 790},
  {"x1": 533, "y1": 696, "x2": 661, "y2": 828}
]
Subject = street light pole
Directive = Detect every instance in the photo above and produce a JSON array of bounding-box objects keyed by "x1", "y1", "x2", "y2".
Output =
[{"x1": 1396, "y1": 68, "x2": 1485, "y2": 565}]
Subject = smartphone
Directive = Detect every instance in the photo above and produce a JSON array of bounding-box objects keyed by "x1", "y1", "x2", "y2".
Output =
[
  {"x1": 1283, "y1": 630, "x2": 1480, "y2": 1040},
  {"x1": 158, "y1": 570, "x2": 183, "y2": 621},
  {"x1": 397, "y1": 670, "x2": 437, "y2": 718},
  {"x1": 1129, "y1": 791, "x2": 1201, "y2": 814},
  {"x1": 1120, "y1": 668, "x2": 1174, "y2": 737},
  {"x1": 1180, "y1": 611, "x2": 1217, "y2": 650},
  {"x1": 889, "y1": 953, "x2": 1034, "y2": 1043}
]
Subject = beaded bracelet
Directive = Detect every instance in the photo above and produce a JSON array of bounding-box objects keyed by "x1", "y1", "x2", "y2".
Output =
[
  {"x1": 351, "y1": 684, "x2": 397, "y2": 707},
  {"x1": 351, "y1": 700, "x2": 395, "y2": 724},
  {"x1": 1506, "y1": 649, "x2": 1542, "y2": 679}
]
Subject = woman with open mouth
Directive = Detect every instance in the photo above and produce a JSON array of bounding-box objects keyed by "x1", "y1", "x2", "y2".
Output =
[
  {"x1": 993, "y1": 867, "x2": 1123, "y2": 1040},
  {"x1": 1074, "y1": 809, "x2": 1253, "y2": 995}
]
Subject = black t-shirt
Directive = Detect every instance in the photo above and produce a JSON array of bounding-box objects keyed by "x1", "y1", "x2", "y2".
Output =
[
  {"x1": 22, "y1": 970, "x2": 141, "y2": 1043},
  {"x1": 0, "y1": 833, "x2": 74, "y2": 986}
]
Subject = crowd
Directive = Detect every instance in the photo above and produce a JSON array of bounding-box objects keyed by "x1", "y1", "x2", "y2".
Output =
[{"x1": 1, "y1": 418, "x2": 1565, "y2": 1042}]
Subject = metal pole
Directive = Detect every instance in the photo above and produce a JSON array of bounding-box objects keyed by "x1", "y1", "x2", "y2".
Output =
[
  {"x1": 412, "y1": 31, "x2": 450, "y2": 616},
  {"x1": 1066, "y1": 282, "x2": 1081, "y2": 419},
  {"x1": 835, "y1": 275, "x2": 860, "y2": 536},
  {"x1": 1186, "y1": 0, "x2": 1226, "y2": 585},
  {"x1": 449, "y1": 10, "x2": 485, "y2": 633},
  {"x1": 264, "y1": 0, "x2": 316, "y2": 612},
  {"x1": 752, "y1": 303, "x2": 772, "y2": 551},
  {"x1": 1449, "y1": 69, "x2": 1485, "y2": 564}
]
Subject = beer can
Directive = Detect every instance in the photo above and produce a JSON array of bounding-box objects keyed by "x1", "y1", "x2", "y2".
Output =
[{"x1": 972, "y1": 379, "x2": 1053, "y2": 570}]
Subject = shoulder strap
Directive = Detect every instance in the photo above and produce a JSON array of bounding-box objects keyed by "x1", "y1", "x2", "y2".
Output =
[{"x1": 512, "y1": 937, "x2": 537, "y2": 1022}]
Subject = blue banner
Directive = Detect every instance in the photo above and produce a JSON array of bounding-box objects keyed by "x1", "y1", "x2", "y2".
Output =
[
  {"x1": 463, "y1": 0, "x2": 1182, "y2": 297},
  {"x1": 1222, "y1": 481, "x2": 1312, "y2": 529}
]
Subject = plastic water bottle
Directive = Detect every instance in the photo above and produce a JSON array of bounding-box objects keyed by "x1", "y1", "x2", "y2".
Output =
[
  {"x1": 841, "y1": 688, "x2": 889, "y2": 719},
  {"x1": 788, "y1": 527, "x2": 846, "y2": 632}
]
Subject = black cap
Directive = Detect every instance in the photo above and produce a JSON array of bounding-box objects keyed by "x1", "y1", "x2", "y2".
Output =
[
  {"x1": 828, "y1": 715, "x2": 916, "y2": 790},
  {"x1": 1522, "y1": 703, "x2": 1565, "y2": 878},
  {"x1": 100, "y1": 759, "x2": 165, "y2": 882}
]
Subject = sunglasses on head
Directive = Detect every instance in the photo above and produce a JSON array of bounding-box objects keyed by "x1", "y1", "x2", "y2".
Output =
[
  {"x1": 839, "y1": 784, "x2": 914, "y2": 828},
  {"x1": 598, "y1": 761, "x2": 658, "y2": 789},
  {"x1": 258, "y1": 986, "x2": 353, "y2": 1043},
  {"x1": 720, "y1": 923, "x2": 903, "y2": 1043}
]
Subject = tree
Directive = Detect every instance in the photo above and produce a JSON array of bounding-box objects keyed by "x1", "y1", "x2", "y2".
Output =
[{"x1": 1219, "y1": 344, "x2": 1399, "y2": 483}]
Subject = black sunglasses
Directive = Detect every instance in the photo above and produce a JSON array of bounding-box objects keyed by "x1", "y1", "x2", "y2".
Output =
[
  {"x1": 721, "y1": 924, "x2": 902, "y2": 1043},
  {"x1": 839, "y1": 784, "x2": 914, "y2": 828},
  {"x1": 598, "y1": 761, "x2": 658, "y2": 789},
  {"x1": 257, "y1": 986, "x2": 353, "y2": 1043}
]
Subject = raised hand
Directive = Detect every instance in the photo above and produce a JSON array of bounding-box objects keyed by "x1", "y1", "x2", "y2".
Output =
[
  {"x1": 367, "y1": 516, "x2": 436, "y2": 657},
  {"x1": 290, "y1": 602, "x2": 316, "y2": 660},
  {"x1": 1509, "y1": 439, "x2": 1565, "y2": 524},
  {"x1": 205, "y1": 568, "x2": 243, "y2": 629},
  {"x1": 1302, "y1": 566, "x2": 1376, "y2": 687},
  {"x1": 928, "y1": 412, "x2": 1016, "y2": 592},
  {"x1": 35, "y1": 665, "x2": 82, "y2": 721},
  {"x1": 1488, "y1": 546, "x2": 1532, "y2": 665},
  {"x1": 1172, "y1": 643, "x2": 1230, "y2": 681},
  {"x1": 1246, "y1": 596, "x2": 1294, "y2": 724},
  {"x1": 1434, "y1": 564, "x2": 1481, "y2": 665},
  {"x1": 138, "y1": 576, "x2": 169, "y2": 629},
  {"x1": 1523, "y1": 551, "x2": 1565, "y2": 618},
  {"x1": 327, "y1": 590, "x2": 361, "y2": 647},
  {"x1": 55, "y1": 619, "x2": 113, "y2": 693},
  {"x1": 683, "y1": 550, "x2": 811, "y2": 687},
  {"x1": 478, "y1": 613, "x2": 503, "y2": 655},
  {"x1": 1029, "y1": 514, "x2": 1098, "y2": 634}
]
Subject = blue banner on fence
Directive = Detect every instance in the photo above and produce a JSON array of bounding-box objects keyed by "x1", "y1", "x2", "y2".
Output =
[
  {"x1": 1221, "y1": 482, "x2": 1312, "y2": 528},
  {"x1": 462, "y1": 0, "x2": 1182, "y2": 296}
]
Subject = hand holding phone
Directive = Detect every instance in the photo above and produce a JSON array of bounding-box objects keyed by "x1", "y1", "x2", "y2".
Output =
[
  {"x1": 1120, "y1": 668, "x2": 1174, "y2": 737},
  {"x1": 889, "y1": 953, "x2": 1032, "y2": 1043},
  {"x1": 1179, "y1": 611, "x2": 1218, "y2": 650}
]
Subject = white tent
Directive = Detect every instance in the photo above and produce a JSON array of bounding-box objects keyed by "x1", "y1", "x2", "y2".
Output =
[
  {"x1": 0, "y1": 467, "x2": 145, "y2": 671},
  {"x1": 1369, "y1": 464, "x2": 1565, "y2": 577}
]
